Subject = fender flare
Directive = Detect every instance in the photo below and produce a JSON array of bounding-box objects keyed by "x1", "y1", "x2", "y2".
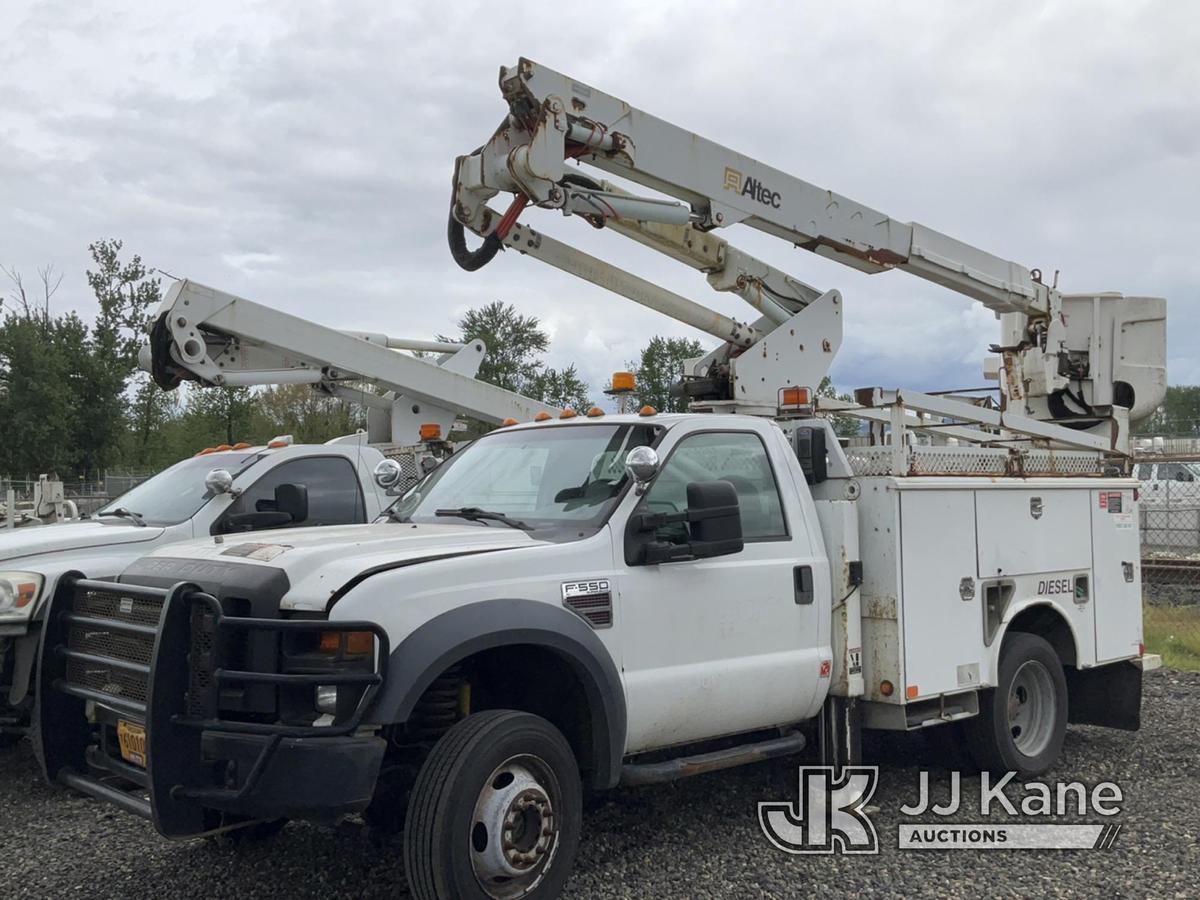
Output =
[
  {"x1": 366, "y1": 598, "x2": 627, "y2": 789},
  {"x1": 996, "y1": 599, "x2": 1083, "y2": 666}
]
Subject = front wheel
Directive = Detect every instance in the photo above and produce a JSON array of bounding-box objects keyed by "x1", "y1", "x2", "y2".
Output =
[
  {"x1": 404, "y1": 710, "x2": 582, "y2": 900},
  {"x1": 965, "y1": 632, "x2": 1068, "y2": 776}
]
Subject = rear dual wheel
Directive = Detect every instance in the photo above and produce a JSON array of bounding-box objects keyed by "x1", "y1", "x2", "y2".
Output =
[
  {"x1": 404, "y1": 710, "x2": 581, "y2": 900},
  {"x1": 965, "y1": 632, "x2": 1067, "y2": 777}
]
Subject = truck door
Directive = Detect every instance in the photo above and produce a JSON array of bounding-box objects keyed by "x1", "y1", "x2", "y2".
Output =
[{"x1": 616, "y1": 428, "x2": 826, "y2": 753}]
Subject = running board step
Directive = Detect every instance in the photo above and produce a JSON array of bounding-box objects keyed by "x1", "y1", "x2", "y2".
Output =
[{"x1": 619, "y1": 732, "x2": 806, "y2": 787}]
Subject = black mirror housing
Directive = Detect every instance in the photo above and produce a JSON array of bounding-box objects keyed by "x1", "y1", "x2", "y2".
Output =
[
  {"x1": 274, "y1": 483, "x2": 309, "y2": 523},
  {"x1": 685, "y1": 481, "x2": 744, "y2": 557},
  {"x1": 627, "y1": 479, "x2": 744, "y2": 564}
]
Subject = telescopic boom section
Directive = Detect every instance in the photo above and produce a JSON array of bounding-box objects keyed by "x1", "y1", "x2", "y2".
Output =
[
  {"x1": 451, "y1": 57, "x2": 1167, "y2": 451},
  {"x1": 141, "y1": 280, "x2": 560, "y2": 442},
  {"x1": 453, "y1": 57, "x2": 1050, "y2": 318}
]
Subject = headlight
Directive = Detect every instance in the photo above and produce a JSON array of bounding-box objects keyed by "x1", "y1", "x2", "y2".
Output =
[{"x1": 0, "y1": 572, "x2": 43, "y2": 621}]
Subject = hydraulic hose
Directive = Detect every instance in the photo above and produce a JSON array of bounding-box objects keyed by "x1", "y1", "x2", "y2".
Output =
[{"x1": 447, "y1": 213, "x2": 503, "y2": 272}]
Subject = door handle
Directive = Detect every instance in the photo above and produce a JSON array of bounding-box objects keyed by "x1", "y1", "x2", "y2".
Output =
[{"x1": 794, "y1": 565, "x2": 814, "y2": 605}]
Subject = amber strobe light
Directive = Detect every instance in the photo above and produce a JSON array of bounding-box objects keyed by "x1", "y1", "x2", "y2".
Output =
[{"x1": 780, "y1": 386, "x2": 812, "y2": 407}]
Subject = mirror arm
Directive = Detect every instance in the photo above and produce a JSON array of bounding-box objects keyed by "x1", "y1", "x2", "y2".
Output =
[{"x1": 633, "y1": 503, "x2": 740, "y2": 532}]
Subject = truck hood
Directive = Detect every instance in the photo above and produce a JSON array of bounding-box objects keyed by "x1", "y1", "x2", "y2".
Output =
[
  {"x1": 0, "y1": 520, "x2": 166, "y2": 565},
  {"x1": 135, "y1": 522, "x2": 547, "y2": 610}
]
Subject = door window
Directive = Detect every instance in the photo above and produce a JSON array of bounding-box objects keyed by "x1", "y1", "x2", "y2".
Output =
[
  {"x1": 220, "y1": 456, "x2": 365, "y2": 530},
  {"x1": 643, "y1": 431, "x2": 787, "y2": 540},
  {"x1": 1159, "y1": 463, "x2": 1195, "y2": 483}
]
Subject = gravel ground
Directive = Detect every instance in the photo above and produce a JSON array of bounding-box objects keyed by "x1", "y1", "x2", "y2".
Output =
[{"x1": 2, "y1": 668, "x2": 1197, "y2": 899}]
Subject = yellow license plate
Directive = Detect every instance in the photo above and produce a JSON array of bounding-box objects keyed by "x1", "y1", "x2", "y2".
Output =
[{"x1": 116, "y1": 719, "x2": 147, "y2": 768}]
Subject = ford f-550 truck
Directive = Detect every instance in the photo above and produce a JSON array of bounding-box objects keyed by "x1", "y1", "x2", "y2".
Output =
[
  {"x1": 37, "y1": 410, "x2": 1147, "y2": 898},
  {"x1": 36, "y1": 58, "x2": 1165, "y2": 900}
]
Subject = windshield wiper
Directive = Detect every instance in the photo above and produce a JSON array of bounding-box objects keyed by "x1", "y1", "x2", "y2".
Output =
[
  {"x1": 434, "y1": 507, "x2": 532, "y2": 531},
  {"x1": 97, "y1": 507, "x2": 147, "y2": 527}
]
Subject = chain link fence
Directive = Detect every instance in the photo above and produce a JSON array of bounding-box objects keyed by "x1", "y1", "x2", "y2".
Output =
[
  {"x1": 1139, "y1": 450, "x2": 1200, "y2": 670},
  {"x1": 1, "y1": 472, "x2": 155, "y2": 518}
]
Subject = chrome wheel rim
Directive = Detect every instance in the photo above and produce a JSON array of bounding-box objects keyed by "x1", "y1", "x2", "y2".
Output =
[
  {"x1": 1007, "y1": 659, "x2": 1057, "y2": 758},
  {"x1": 470, "y1": 754, "x2": 561, "y2": 899}
]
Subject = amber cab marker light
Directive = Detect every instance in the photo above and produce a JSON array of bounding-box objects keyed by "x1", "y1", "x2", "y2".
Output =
[
  {"x1": 195, "y1": 447, "x2": 217, "y2": 456},
  {"x1": 559, "y1": 409, "x2": 577, "y2": 419},
  {"x1": 534, "y1": 412, "x2": 553, "y2": 422},
  {"x1": 267, "y1": 440, "x2": 289, "y2": 448},
  {"x1": 419, "y1": 423, "x2": 442, "y2": 441},
  {"x1": 586, "y1": 407, "x2": 605, "y2": 418},
  {"x1": 232, "y1": 442, "x2": 251, "y2": 450},
  {"x1": 501, "y1": 418, "x2": 519, "y2": 427},
  {"x1": 215, "y1": 444, "x2": 233, "y2": 452},
  {"x1": 638, "y1": 405, "x2": 658, "y2": 417}
]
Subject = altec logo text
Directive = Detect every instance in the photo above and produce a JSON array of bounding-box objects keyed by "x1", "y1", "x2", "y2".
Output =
[{"x1": 723, "y1": 166, "x2": 782, "y2": 209}]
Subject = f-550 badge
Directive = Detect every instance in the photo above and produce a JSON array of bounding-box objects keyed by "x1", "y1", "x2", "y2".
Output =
[{"x1": 560, "y1": 579, "x2": 613, "y2": 629}]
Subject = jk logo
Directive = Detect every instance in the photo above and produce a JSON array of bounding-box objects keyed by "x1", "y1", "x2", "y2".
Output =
[{"x1": 758, "y1": 766, "x2": 880, "y2": 854}]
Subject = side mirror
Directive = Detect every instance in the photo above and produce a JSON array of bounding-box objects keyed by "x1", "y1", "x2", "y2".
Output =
[
  {"x1": 205, "y1": 468, "x2": 235, "y2": 496},
  {"x1": 374, "y1": 459, "x2": 405, "y2": 492},
  {"x1": 685, "y1": 481, "x2": 744, "y2": 558},
  {"x1": 625, "y1": 446, "x2": 660, "y2": 495},
  {"x1": 273, "y1": 483, "x2": 308, "y2": 524},
  {"x1": 627, "y1": 479, "x2": 744, "y2": 565}
]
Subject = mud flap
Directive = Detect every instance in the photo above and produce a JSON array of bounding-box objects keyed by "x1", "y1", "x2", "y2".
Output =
[
  {"x1": 1066, "y1": 661, "x2": 1141, "y2": 731},
  {"x1": 820, "y1": 695, "x2": 862, "y2": 770}
]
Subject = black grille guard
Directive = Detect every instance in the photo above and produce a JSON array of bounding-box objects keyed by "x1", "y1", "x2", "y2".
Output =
[{"x1": 38, "y1": 574, "x2": 389, "y2": 835}]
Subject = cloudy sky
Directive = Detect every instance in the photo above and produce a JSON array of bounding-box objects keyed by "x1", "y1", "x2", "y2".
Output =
[{"x1": 2, "y1": 0, "x2": 1196, "y2": 405}]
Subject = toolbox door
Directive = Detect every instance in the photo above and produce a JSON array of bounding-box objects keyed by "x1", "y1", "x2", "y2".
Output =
[
  {"x1": 1090, "y1": 488, "x2": 1143, "y2": 662},
  {"x1": 901, "y1": 489, "x2": 984, "y2": 698},
  {"x1": 976, "y1": 489, "x2": 1092, "y2": 577}
]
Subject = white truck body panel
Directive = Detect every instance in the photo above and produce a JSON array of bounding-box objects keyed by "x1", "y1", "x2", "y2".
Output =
[{"x1": 840, "y1": 476, "x2": 1141, "y2": 712}]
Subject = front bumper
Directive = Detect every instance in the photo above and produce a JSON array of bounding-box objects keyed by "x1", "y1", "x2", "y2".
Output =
[{"x1": 37, "y1": 576, "x2": 389, "y2": 837}]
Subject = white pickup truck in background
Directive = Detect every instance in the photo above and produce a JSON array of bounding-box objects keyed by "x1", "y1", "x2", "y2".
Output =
[
  {"x1": 0, "y1": 438, "x2": 395, "y2": 742},
  {"x1": 1136, "y1": 460, "x2": 1200, "y2": 507}
]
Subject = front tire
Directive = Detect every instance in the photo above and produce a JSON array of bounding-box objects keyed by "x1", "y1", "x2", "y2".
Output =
[
  {"x1": 965, "y1": 632, "x2": 1067, "y2": 776},
  {"x1": 403, "y1": 710, "x2": 582, "y2": 900}
]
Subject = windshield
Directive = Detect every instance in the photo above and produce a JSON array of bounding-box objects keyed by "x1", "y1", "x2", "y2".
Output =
[
  {"x1": 388, "y1": 424, "x2": 660, "y2": 531},
  {"x1": 95, "y1": 452, "x2": 262, "y2": 526}
]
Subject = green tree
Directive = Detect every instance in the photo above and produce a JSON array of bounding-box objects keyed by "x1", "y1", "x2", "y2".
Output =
[
  {"x1": 183, "y1": 385, "x2": 264, "y2": 446},
  {"x1": 1134, "y1": 385, "x2": 1200, "y2": 436},
  {"x1": 257, "y1": 383, "x2": 365, "y2": 443},
  {"x1": 817, "y1": 376, "x2": 861, "y2": 438},
  {"x1": 440, "y1": 301, "x2": 549, "y2": 395},
  {"x1": 630, "y1": 335, "x2": 705, "y2": 412},
  {"x1": 527, "y1": 366, "x2": 591, "y2": 411},
  {"x1": 0, "y1": 265, "x2": 88, "y2": 476},
  {"x1": 79, "y1": 240, "x2": 163, "y2": 471}
]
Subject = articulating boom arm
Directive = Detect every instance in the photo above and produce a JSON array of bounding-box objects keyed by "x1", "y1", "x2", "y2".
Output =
[
  {"x1": 142, "y1": 280, "x2": 560, "y2": 443},
  {"x1": 451, "y1": 57, "x2": 1166, "y2": 447}
]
